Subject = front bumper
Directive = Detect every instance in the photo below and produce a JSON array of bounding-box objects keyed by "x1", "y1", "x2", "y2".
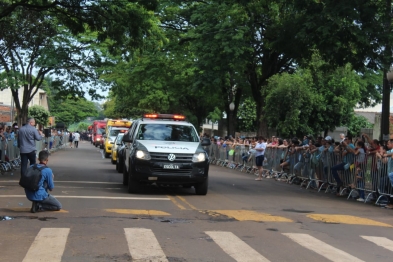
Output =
[{"x1": 130, "y1": 158, "x2": 209, "y2": 185}]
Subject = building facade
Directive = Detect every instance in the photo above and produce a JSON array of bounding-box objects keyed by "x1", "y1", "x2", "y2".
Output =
[{"x1": 0, "y1": 88, "x2": 49, "y2": 124}]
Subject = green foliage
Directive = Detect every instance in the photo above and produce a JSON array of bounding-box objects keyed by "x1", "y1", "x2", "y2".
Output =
[
  {"x1": 49, "y1": 97, "x2": 98, "y2": 126},
  {"x1": 2, "y1": 0, "x2": 389, "y2": 136},
  {"x1": 207, "y1": 107, "x2": 222, "y2": 123},
  {"x1": 28, "y1": 105, "x2": 50, "y2": 127},
  {"x1": 237, "y1": 98, "x2": 257, "y2": 132},
  {"x1": 344, "y1": 114, "x2": 373, "y2": 138},
  {"x1": 77, "y1": 122, "x2": 90, "y2": 132},
  {"x1": 264, "y1": 71, "x2": 318, "y2": 137}
]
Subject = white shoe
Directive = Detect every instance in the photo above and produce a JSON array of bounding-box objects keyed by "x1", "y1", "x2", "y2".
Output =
[{"x1": 357, "y1": 198, "x2": 365, "y2": 202}]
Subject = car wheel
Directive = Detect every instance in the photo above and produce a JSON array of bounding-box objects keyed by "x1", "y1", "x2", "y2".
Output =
[
  {"x1": 127, "y1": 161, "x2": 141, "y2": 193},
  {"x1": 122, "y1": 163, "x2": 128, "y2": 186},
  {"x1": 117, "y1": 157, "x2": 123, "y2": 173},
  {"x1": 111, "y1": 156, "x2": 116, "y2": 164},
  {"x1": 195, "y1": 178, "x2": 208, "y2": 195},
  {"x1": 105, "y1": 152, "x2": 110, "y2": 158}
]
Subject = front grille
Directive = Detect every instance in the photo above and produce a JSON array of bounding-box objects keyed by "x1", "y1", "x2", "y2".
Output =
[
  {"x1": 150, "y1": 153, "x2": 193, "y2": 162},
  {"x1": 151, "y1": 167, "x2": 192, "y2": 174}
]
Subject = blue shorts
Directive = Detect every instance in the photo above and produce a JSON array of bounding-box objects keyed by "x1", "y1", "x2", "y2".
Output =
[{"x1": 255, "y1": 155, "x2": 265, "y2": 167}]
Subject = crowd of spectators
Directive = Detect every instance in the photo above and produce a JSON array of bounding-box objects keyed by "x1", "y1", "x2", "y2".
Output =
[{"x1": 203, "y1": 132, "x2": 393, "y2": 208}]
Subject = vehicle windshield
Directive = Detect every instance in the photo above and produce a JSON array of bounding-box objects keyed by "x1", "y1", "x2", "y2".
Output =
[
  {"x1": 110, "y1": 129, "x2": 125, "y2": 137},
  {"x1": 116, "y1": 135, "x2": 124, "y2": 144},
  {"x1": 97, "y1": 128, "x2": 105, "y2": 135},
  {"x1": 136, "y1": 124, "x2": 199, "y2": 142}
]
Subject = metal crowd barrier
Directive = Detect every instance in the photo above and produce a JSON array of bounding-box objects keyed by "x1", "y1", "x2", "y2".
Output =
[
  {"x1": 205, "y1": 144, "x2": 393, "y2": 205},
  {"x1": 0, "y1": 134, "x2": 67, "y2": 176}
]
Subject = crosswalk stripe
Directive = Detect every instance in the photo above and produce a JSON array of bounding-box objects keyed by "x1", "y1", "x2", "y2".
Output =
[
  {"x1": 205, "y1": 231, "x2": 270, "y2": 262},
  {"x1": 124, "y1": 228, "x2": 168, "y2": 262},
  {"x1": 22, "y1": 228, "x2": 70, "y2": 262},
  {"x1": 361, "y1": 236, "x2": 393, "y2": 252},
  {"x1": 283, "y1": 233, "x2": 364, "y2": 262}
]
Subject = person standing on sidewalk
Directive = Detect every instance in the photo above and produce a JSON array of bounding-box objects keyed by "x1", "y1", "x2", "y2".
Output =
[
  {"x1": 18, "y1": 118, "x2": 44, "y2": 176},
  {"x1": 255, "y1": 136, "x2": 267, "y2": 181},
  {"x1": 73, "y1": 131, "x2": 80, "y2": 148}
]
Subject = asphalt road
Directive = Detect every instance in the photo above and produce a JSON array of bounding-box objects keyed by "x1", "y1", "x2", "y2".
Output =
[{"x1": 1, "y1": 141, "x2": 393, "y2": 262}]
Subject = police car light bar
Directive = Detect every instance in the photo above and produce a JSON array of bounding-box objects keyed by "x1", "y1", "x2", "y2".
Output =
[{"x1": 143, "y1": 114, "x2": 186, "y2": 120}]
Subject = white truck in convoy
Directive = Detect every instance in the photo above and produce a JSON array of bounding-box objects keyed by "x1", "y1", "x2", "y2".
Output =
[{"x1": 121, "y1": 114, "x2": 211, "y2": 195}]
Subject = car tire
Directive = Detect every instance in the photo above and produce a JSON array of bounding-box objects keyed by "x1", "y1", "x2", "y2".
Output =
[
  {"x1": 105, "y1": 152, "x2": 110, "y2": 158},
  {"x1": 111, "y1": 157, "x2": 116, "y2": 164},
  {"x1": 195, "y1": 178, "x2": 208, "y2": 195},
  {"x1": 117, "y1": 158, "x2": 123, "y2": 173},
  {"x1": 127, "y1": 160, "x2": 141, "y2": 193},
  {"x1": 122, "y1": 163, "x2": 128, "y2": 186}
]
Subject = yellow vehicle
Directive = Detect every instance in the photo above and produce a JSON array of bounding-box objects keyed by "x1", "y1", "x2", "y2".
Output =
[
  {"x1": 102, "y1": 120, "x2": 132, "y2": 158},
  {"x1": 105, "y1": 119, "x2": 132, "y2": 135},
  {"x1": 111, "y1": 132, "x2": 125, "y2": 165}
]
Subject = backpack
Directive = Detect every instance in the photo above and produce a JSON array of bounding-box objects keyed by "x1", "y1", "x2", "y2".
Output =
[{"x1": 19, "y1": 164, "x2": 48, "y2": 191}]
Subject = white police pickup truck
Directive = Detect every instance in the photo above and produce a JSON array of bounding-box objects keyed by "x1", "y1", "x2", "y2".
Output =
[{"x1": 121, "y1": 114, "x2": 211, "y2": 195}]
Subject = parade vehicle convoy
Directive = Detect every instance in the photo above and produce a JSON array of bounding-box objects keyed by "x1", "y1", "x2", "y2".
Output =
[
  {"x1": 101, "y1": 119, "x2": 132, "y2": 151},
  {"x1": 121, "y1": 114, "x2": 211, "y2": 195},
  {"x1": 92, "y1": 120, "x2": 106, "y2": 147}
]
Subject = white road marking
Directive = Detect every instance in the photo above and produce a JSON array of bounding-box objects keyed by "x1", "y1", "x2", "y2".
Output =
[
  {"x1": 0, "y1": 195, "x2": 170, "y2": 200},
  {"x1": 205, "y1": 231, "x2": 270, "y2": 262},
  {"x1": 283, "y1": 233, "x2": 364, "y2": 262},
  {"x1": 361, "y1": 236, "x2": 393, "y2": 252},
  {"x1": 22, "y1": 228, "x2": 69, "y2": 262},
  {"x1": 124, "y1": 228, "x2": 168, "y2": 262}
]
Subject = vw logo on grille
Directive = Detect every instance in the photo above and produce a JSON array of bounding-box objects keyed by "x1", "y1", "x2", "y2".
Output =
[{"x1": 168, "y1": 154, "x2": 176, "y2": 161}]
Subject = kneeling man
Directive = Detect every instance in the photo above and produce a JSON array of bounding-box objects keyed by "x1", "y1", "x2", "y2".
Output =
[{"x1": 24, "y1": 150, "x2": 62, "y2": 213}]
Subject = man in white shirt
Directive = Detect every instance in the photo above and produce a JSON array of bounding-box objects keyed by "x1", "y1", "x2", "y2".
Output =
[
  {"x1": 73, "y1": 131, "x2": 81, "y2": 148},
  {"x1": 255, "y1": 136, "x2": 267, "y2": 181}
]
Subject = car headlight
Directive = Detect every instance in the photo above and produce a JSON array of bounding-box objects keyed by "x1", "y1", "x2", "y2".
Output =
[
  {"x1": 97, "y1": 138, "x2": 101, "y2": 141},
  {"x1": 136, "y1": 150, "x2": 151, "y2": 160},
  {"x1": 192, "y1": 153, "x2": 206, "y2": 162}
]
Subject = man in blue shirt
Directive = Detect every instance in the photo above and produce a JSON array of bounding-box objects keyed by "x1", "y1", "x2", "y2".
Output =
[
  {"x1": 331, "y1": 136, "x2": 355, "y2": 195},
  {"x1": 25, "y1": 150, "x2": 62, "y2": 213},
  {"x1": 18, "y1": 118, "x2": 44, "y2": 177}
]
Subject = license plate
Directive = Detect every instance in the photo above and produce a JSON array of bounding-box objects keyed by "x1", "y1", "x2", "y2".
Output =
[{"x1": 163, "y1": 164, "x2": 179, "y2": 169}]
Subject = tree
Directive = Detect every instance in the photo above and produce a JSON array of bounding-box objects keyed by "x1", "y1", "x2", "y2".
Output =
[
  {"x1": 264, "y1": 71, "x2": 319, "y2": 138},
  {"x1": 264, "y1": 56, "x2": 367, "y2": 138},
  {"x1": 0, "y1": 8, "x2": 103, "y2": 125},
  {"x1": 345, "y1": 115, "x2": 373, "y2": 138},
  {"x1": 77, "y1": 122, "x2": 90, "y2": 132},
  {"x1": 49, "y1": 97, "x2": 98, "y2": 126},
  {"x1": 237, "y1": 98, "x2": 257, "y2": 132},
  {"x1": 0, "y1": 0, "x2": 160, "y2": 53},
  {"x1": 28, "y1": 105, "x2": 49, "y2": 127}
]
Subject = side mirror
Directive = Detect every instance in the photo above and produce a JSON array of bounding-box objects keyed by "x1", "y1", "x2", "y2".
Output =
[
  {"x1": 201, "y1": 138, "x2": 211, "y2": 146},
  {"x1": 103, "y1": 134, "x2": 107, "y2": 138}
]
